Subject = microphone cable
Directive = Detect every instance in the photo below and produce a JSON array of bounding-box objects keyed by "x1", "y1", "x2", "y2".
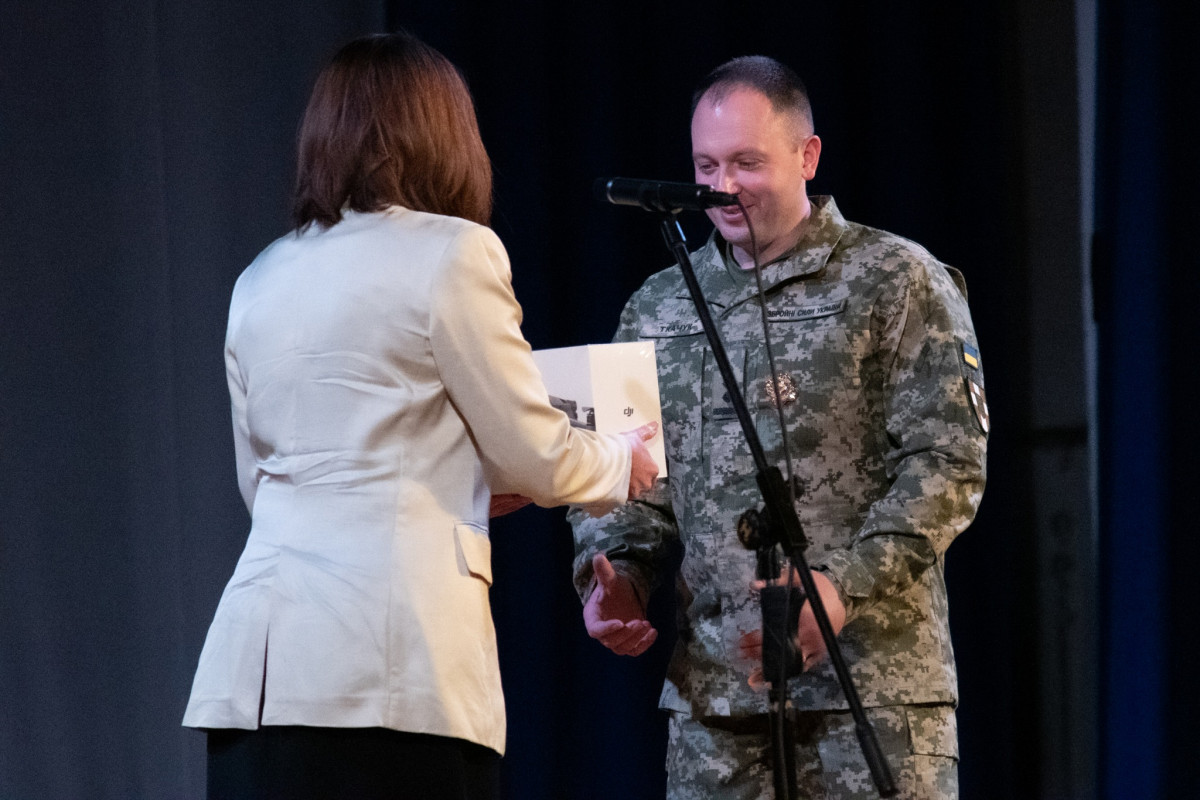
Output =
[
  {"x1": 734, "y1": 195, "x2": 804, "y2": 800},
  {"x1": 735, "y1": 196, "x2": 798, "y2": 505}
]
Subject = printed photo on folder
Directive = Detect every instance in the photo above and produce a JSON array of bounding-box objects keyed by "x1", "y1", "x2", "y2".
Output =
[{"x1": 531, "y1": 341, "x2": 667, "y2": 476}]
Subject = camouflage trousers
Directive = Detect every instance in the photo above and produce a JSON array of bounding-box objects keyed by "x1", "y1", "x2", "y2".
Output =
[{"x1": 665, "y1": 704, "x2": 958, "y2": 799}]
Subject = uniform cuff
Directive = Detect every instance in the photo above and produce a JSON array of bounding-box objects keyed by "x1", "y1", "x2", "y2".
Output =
[{"x1": 814, "y1": 549, "x2": 874, "y2": 622}]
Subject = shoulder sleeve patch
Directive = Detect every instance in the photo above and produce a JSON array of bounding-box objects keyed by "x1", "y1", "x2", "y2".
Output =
[
  {"x1": 961, "y1": 341, "x2": 981, "y2": 370},
  {"x1": 967, "y1": 378, "x2": 990, "y2": 434}
]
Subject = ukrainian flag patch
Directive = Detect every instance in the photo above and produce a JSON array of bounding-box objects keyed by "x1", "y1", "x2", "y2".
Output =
[{"x1": 962, "y1": 341, "x2": 980, "y2": 370}]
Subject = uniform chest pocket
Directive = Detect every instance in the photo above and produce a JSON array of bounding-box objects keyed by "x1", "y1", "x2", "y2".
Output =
[
  {"x1": 700, "y1": 345, "x2": 756, "y2": 481},
  {"x1": 744, "y1": 314, "x2": 865, "y2": 474},
  {"x1": 637, "y1": 316, "x2": 753, "y2": 490}
]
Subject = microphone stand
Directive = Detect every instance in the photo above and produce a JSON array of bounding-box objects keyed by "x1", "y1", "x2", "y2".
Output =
[{"x1": 654, "y1": 212, "x2": 897, "y2": 798}]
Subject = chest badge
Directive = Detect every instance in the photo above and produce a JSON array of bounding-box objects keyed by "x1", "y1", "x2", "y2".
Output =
[{"x1": 763, "y1": 373, "x2": 798, "y2": 408}]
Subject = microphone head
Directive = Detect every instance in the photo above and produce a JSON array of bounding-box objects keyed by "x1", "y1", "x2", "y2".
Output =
[
  {"x1": 594, "y1": 177, "x2": 739, "y2": 212},
  {"x1": 593, "y1": 177, "x2": 617, "y2": 204},
  {"x1": 705, "y1": 187, "x2": 741, "y2": 207}
]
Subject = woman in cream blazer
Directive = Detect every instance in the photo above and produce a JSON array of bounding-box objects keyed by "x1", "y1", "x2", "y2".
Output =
[{"x1": 182, "y1": 32, "x2": 657, "y2": 800}]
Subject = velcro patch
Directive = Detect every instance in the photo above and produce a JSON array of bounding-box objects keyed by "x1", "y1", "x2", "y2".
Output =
[
  {"x1": 967, "y1": 379, "x2": 989, "y2": 434},
  {"x1": 962, "y1": 341, "x2": 981, "y2": 369}
]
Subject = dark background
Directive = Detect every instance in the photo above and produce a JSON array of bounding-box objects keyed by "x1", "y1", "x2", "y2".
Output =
[{"x1": 1, "y1": 1, "x2": 1196, "y2": 798}]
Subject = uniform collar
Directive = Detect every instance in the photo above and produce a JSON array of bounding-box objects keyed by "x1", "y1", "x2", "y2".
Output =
[{"x1": 696, "y1": 196, "x2": 847, "y2": 313}]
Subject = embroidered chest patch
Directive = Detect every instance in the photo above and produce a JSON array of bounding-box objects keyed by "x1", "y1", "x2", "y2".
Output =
[{"x1": 767, "y1": 297, "x2": 847, "y2": 322}]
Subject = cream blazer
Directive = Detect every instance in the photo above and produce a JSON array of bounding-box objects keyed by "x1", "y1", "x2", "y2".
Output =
[{"x1": 182, "y1": 207, "x2": 632, "y2": 755}]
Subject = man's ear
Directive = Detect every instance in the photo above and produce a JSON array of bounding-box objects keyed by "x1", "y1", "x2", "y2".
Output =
[{"x1": 801, "y1": 134, "x2": 822, "y2": 181}]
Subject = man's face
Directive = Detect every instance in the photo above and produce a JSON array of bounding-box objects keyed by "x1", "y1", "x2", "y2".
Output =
[{"x1": 691, "y1": 87, "x2": 820, "y2": 264}]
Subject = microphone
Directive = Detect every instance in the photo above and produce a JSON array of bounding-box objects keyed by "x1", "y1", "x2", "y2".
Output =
[{"x1": 594, "y1": 177, "x2": 739, "y2": 212}]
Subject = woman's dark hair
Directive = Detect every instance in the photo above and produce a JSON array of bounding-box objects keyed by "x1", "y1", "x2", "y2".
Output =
[{"x1": 292, "y1": 32, "x2": 493, "y2": 230}]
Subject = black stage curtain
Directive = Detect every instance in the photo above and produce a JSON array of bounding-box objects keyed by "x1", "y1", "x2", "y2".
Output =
[
  {"x1": 1, "y1": 1, "x2": 1193, "y2": 798},
  {"x1": 1095, "y1": 2, "x2": 1200, "y2": 799}
]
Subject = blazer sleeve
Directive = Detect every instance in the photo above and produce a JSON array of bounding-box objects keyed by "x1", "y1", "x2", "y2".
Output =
[{"x1": 429, "y1": 224, "x2": 632, "y2": 513}]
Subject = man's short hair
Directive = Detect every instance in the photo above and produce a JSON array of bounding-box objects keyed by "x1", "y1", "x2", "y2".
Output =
[{"x1": 691, "y1": 55, "x2": 814, "y2": 136}]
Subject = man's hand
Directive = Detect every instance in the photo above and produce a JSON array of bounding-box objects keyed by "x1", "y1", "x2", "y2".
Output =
[
  {"x1": 583, "y1": 553, "x2": 657, "y2": 656},
  {"x1": 739, "y1": 569, "x2": 846, "y2": 685},
  {"x1": 489, "y1": 494, "x2": 532, "y2": 517},
  {"x1": 621, "y1": 421, "x2": 660, "y2": 500}
]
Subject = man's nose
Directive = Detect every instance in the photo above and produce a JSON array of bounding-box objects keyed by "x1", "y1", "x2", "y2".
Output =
[{"x1": 715, "y1": 168, "x2": 739, "y2": 194}]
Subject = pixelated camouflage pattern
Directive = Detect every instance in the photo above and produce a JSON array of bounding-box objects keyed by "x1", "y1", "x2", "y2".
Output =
[
  {"x1": 665, "y1": 704, "x2": 958, "y2": 799},
  {"x1": 571, "y1": 197, "x2": 988, "y2": 718}
]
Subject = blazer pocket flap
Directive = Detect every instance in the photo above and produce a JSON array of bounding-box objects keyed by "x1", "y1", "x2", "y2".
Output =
[{"x1": 454, "y1": 521, "x2": 493, "y2": 586}]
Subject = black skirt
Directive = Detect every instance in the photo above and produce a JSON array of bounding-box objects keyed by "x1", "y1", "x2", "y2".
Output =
[{"x1": 206, "y1": 726, "x2": 501, "y2": 800}]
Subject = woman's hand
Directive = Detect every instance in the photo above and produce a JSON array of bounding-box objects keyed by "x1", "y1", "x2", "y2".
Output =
[{"x1": 621, "y1": 421, "x2": 660, "y2": 499}]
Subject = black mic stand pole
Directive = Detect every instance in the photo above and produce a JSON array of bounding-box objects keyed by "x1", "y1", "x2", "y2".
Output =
[
  {"x1": 655, "y1": 212, "x2": 898, "y2": 798},
  {"x1": 739, "y1": 513, "x2": 799, "y2": 800}
]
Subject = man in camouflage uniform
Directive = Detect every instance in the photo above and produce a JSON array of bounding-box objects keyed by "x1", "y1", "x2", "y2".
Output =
[{"x1": 570, "y1": 56, "x2": 988, "y2": 799}]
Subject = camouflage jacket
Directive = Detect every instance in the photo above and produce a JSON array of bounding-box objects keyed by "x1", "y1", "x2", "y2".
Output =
[{"x1": 571, "y1": 196, "x2": 988, "y2": 716}]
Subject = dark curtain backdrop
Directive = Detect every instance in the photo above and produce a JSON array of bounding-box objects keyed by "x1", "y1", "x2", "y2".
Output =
[
  {"x1": 1095, "y1": 2, "x2": 1200, "y2": 799},
  {"x1": 1, "y1": 1, "x2": 1194, "y2": 798}
]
